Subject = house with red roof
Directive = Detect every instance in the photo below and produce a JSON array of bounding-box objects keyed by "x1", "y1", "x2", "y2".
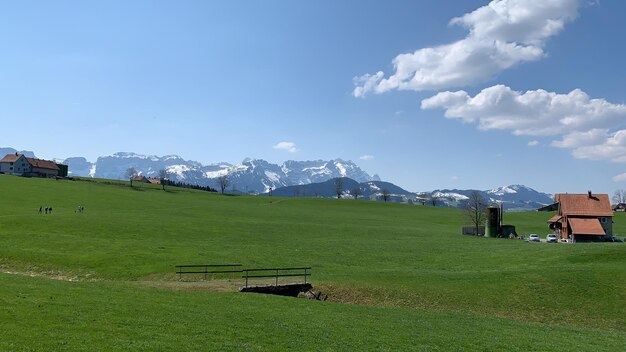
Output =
[
  {"x1": 548, "y1": 192, "x2": 613, "y2": 242},
  {"x1": 0, "y1": 153, "x2": 63, "y2": 177}
]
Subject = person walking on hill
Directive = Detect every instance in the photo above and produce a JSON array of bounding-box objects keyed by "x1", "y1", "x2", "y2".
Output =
[
  {"x1": 45, "y1": 207, "x2": 48, "y2": 214},
  {"x1": 38, "y1": 206, "x2": 42, "y2": 214}
]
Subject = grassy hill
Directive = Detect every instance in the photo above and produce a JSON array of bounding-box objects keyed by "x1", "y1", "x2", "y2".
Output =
[{"x1": 1, "y1": 175, "x2": 624, "y2": 351}]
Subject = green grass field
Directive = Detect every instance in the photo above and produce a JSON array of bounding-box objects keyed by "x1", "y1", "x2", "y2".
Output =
[{"x1": 1, "y1": 175, "x2": 624, "y2": 351}]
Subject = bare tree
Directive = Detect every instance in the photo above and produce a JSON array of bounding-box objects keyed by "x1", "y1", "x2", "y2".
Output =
[
  {"x1": 612, "y1": 189, "x2": 626, "y2": 204},
  {"x1": 349, "y1": 187, "x2": 362, "y2": 200},
  {"x1": 464, "y1": 191, "x2": 487, "y2": 236},
  {"x1": 334, "y1": 178, "x2": 343, "y2": 199},
  {"x1": 430, "y1": 195, "x2": 439, "y2": 206},
  {"x1": 126, "y1": 167, "x2": 138, "y2": 188},
  {"x1": 217, "y1": 175, "x2": 229, "y2": 194},
  {"x1": 381, "y1": 189, "x2": 390, "y2": 202},
  {"x1": 158, "y1": 169, "x2": 169, "y2": 191}
]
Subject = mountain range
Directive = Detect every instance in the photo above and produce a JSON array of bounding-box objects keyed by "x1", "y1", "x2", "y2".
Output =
[
  {"x1": 62, "y1": 152, "x2": 380, "y2": 194},
  {"x1": 271, "y1": 180, "x2": 552, "y2": 210},
  {"x1": 1, "y1": 147, "x2": 553, "y2": 210}
]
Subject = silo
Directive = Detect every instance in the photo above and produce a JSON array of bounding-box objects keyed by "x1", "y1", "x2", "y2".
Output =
[{"x1": 485, "y1": 206, "x2": 500, "y2": 237}]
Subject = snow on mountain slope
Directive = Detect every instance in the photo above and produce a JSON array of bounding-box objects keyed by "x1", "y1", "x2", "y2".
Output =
[{"x1": 62, "y1": 152, "x2": 376, "y2": 194}]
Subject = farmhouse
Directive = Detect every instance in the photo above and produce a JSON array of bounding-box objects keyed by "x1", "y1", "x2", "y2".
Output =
[
  {"x1": 132, "y1": 175, "x2": 150, "y2": 183},
  {"x1": 0, "y1": 153, "x2": 66, "y2": 177},
  {"x1": 548, "y1": 192, "x2": 613, "y2": 242},
  {"x1": 147, "y1": 178, "x2": 161, "y2": 185}
]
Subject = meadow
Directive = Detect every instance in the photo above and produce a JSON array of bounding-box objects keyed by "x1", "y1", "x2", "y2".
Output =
[{"x1": 0, "y1": 175, "x2": 624, "y2": 351}]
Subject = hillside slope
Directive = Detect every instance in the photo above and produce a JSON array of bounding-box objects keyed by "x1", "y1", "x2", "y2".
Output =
[{"x1": 0, "y1": 175, "x2": 624, "y2": 350}]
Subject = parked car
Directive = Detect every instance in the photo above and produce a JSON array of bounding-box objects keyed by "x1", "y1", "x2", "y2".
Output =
[
  {"x1": 528, "y1": 234, "x2": 540, "y2": 242},
  {"x1": 546, "y1": 234, "x2": 558, "y2": 243}
]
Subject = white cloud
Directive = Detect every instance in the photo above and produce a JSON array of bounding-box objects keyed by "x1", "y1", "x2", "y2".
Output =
[
  {"x1": 450, "y1": 175, "x2": 459, "y2": 181},
  {"x1": 567, "y1": 129, "x2": 626, "y2": 163},
  {"x1": 421, "y1": 84, "x2": 626, "y2": 162},
  {"x1": 612, "y1": 173, "x2": 626, "y2": 182},
  {"x1": 528, "y1": 140, "x2": 540, "y2": 146},
  {"x1": 353, "y1": 0, "x2": 581, "y2": 97},
  {"x1": 273, "y1": 141, "x2": 298, "y2": 153},
  {"x1": 359, "y1": 155, "x2": 375, "y2": 161}
]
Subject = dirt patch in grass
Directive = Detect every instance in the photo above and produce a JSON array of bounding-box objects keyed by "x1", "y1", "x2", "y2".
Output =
[
  {"x1": 0, "y1": 266, "x2": 98, "y2": 282},
  {"x1": 134, "y1": 279, "x2": 243, "y2": 292}
]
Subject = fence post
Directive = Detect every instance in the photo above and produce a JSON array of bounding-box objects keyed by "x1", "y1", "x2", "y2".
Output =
[
  {"x1": 204, "y1": 265, "x2": 207, "y2": 281},
  {"x1": 245, "y1": 270, "x2": 248, "y2": 288},
  {"x1": 275, "y1": 269, "x2": 279, "y2": 286},
  {"x1": 304, "y1": 268, "x2": 307, "y2": 284}
]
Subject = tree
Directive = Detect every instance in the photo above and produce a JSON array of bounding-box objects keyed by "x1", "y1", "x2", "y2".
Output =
[
  {"x1": 612, "y1": 189, "x2": 626, "y2": 204},
  {"x1": 349, "y1": 187, "x2": 362, "y2": 200},
  {"x1": 158, "y1": 169, "x2": 169, "y2": 191},
  {"x1": 464, "y1": 191, "x2": 487, "y2": 236},
  {"x1": 430, "y1": 195, "x2": 440, "y2": 206},
  {"x1": 217, "y1": 175, "x2": 229, "y2": 194},
  {"x1": 381, "y1": 189, "x2": 390, "y2": 202},
  {"x1": 334, "y1": 178, "x2": 343, "y2": 199},
  {"x1": 126, "y1": 167, "x2": 137, "y2": 188}
]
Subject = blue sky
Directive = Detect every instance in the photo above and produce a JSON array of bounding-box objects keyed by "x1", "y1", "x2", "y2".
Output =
[{"x1": 1, "y1": 0, "x2": 625, "y2": 194}]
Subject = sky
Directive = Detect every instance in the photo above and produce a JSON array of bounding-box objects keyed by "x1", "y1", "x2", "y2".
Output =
[{"x1": 1, "y1": 0, "x2": 625, "y2": 194}]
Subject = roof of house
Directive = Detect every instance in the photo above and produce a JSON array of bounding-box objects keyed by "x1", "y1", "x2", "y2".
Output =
[
  {"x1": 555, "y1": 193, "x2": 613, "y2": 217},
  {"x1": 26, "y1": 157, "x2": 59, "y2": 170},
  {"x1": 0, "y1": 153, "x2": 23, "y2": 163},
  {"x1": 569, "y1": 218, "x2": 606, "y2": 236},
  {"x1": 547, "y1": 214, "x2": 562, "y2": 223},
  {"x1": 132, "y1": 175, "x2": 149, "y2": 181}
]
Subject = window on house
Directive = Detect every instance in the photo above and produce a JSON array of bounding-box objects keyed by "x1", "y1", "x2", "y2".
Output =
[{"x1": 600, "y1": 217, "x2": 607, "y2": 223}]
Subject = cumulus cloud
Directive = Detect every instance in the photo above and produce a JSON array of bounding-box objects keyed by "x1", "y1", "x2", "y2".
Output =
[
  {"x1": 612, "y1": 173, "x2": 626, "y2": 182},
  {"x1": 273, "y1": 141, "x2": 298, "y2": 153},
  {"x1": 567, "y1": 130, "x2": 626, "y2": 163},
  {"x1": 421, "y1": 84, "x2": 626, "y2": 162},
  {"x1": 353, "y1": 0, "x2": 581, "y2": 97},
  {"x1": 528, "y1": 140, "x2": 540, "y2": 146},
  {"x1": 359, "y1": 155, "x2": 375, "y2": 161}
]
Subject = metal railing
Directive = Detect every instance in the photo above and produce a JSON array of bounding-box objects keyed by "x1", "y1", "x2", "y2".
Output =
[
  {"x1": 175, "y1": 264, "x2": 242, "y2": 281},
  {"x1": 242, "y1": 267, "x2": 311, "y2": 288}
]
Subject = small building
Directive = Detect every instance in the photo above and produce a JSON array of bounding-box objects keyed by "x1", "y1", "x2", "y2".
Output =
[
  {"x1": 0, "y1": 153, "x2": 62, "y2": 177},
  {"x1": 132, "y1": 175, "x2": 150, "y2": 183},
  {"x1": 147, "y1": 178, "x2": 161, "y2": 185},
  {"x1": 612, "y1": 203, "x2": 626, "y2": 212},
  {"x1": 548, "y1": 192, "x2": 613, "y2": 242}
]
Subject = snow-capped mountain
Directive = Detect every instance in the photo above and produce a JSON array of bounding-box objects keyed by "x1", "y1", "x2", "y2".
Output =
[
  {"x1": 61, "y1": 152, "x2": 379, "y2": 194},
  {"x1": 424, "y1": 185, "x2": 553, "y2": 210}
]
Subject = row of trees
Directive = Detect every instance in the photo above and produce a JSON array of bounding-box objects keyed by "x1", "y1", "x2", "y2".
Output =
[
  {"x1": 126, "y1": 167, "x2": 229, "y2": 194},
  {"x1": 333, "y1": 178, "x2": 391, "y2": 201}
]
